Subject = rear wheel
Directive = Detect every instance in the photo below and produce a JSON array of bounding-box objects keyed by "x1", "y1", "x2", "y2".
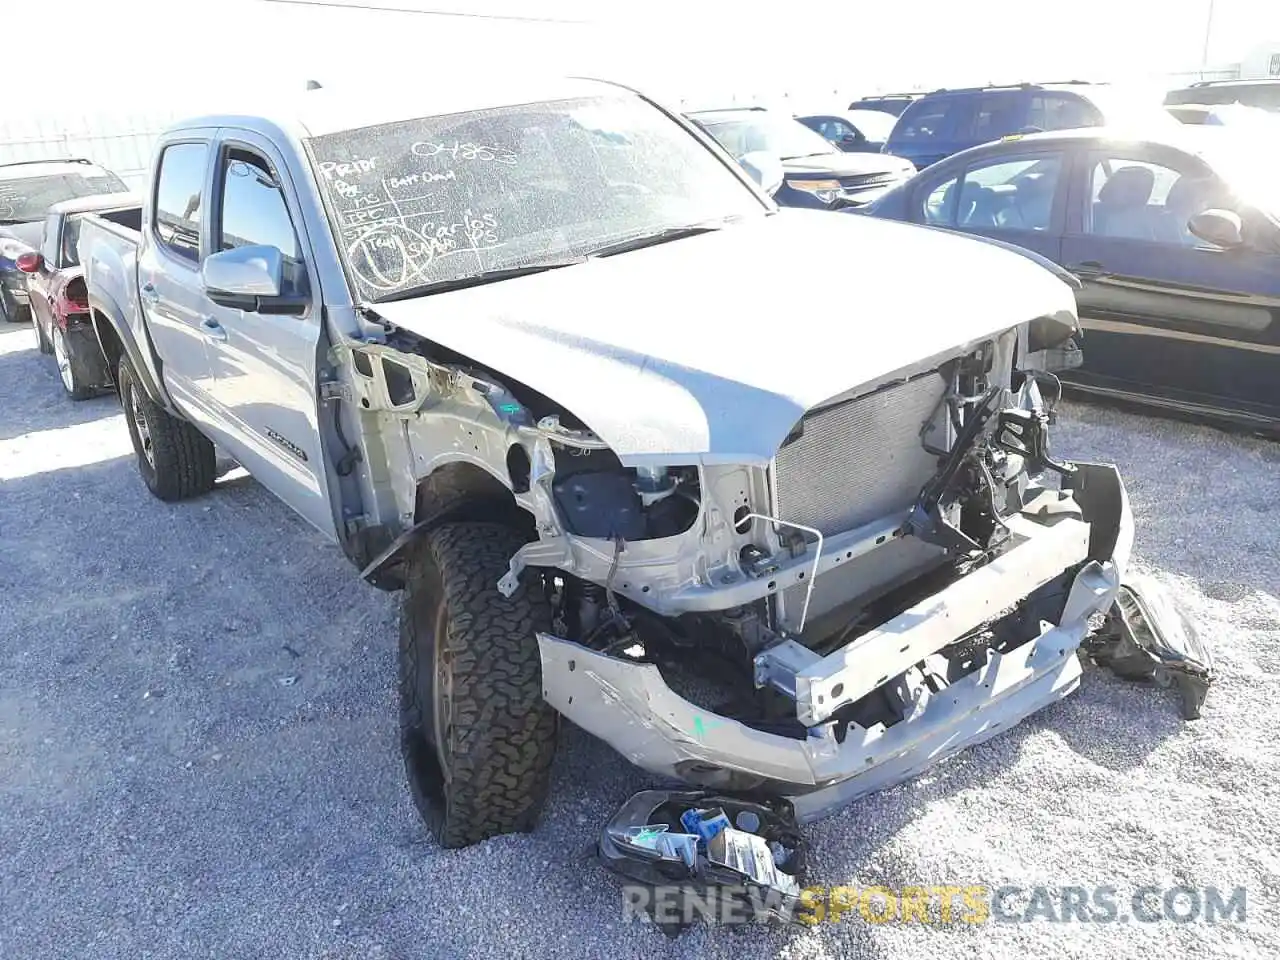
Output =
[
  {"x1": 52, "y1": 325, "x2": 93, "y2": 400},
  {"x1": 118, "y1": 355, "x2": 217, "y2": 501},
  {"x1": 399, "y1": 521, "x2": 557, "y2": 848}
]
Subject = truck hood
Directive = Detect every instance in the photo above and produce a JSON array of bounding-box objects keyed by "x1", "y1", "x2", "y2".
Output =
[{"x1": 372, "y1": 210, "x2": 1077, "y2": 466}]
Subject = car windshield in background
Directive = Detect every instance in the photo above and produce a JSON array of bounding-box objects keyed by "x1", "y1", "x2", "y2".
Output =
[
  {"x1": 306, "y1": 94, "x2": 766, "y2": 303},
  {"x1": 696, "y1": 112, "x2": 838, "y2": 161},
  {"x1": 0, "y1": 171, "x2": 127, "y2": 223}
]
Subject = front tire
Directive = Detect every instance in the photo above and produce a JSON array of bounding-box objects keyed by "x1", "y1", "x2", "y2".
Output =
[
  {"x1": 399, "y1": 521, "x2": 557, "y2": 848},
  {"x1": 117, "y1": 355, "x2": 217, "y2": 501}
]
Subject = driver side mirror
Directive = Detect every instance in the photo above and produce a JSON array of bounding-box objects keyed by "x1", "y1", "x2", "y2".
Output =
[
  {"x1": 1187, "y1": 208, "x2": 1244, "y2": 249},
  {"x1": 738, "y1": 150, "x2": 785, "y2": 198},
  {"x1": 202, "y1": 244, "x2": 306, "y2": 314}
]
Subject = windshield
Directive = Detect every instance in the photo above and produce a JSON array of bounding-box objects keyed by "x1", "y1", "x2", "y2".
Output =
[
  {"x1": 307, "y1": 93, "x2": 767, "y2": 303},
  {"x1": 694, "y1": 112, "x2": 837, "y2": 161},
  {"x1": 0, "y1": 170, "x2": 127, "y2": 223}
]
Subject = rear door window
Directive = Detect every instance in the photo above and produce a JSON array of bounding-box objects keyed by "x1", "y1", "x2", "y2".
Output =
[
  {"x1": 39, "y1": 212, "x2": 60, "y2": 263},
  {"x1": 61, "y1": 215, "x2": 85, "y2": 267},
  {"x1": 1028, "y1": 94, "x2": 1102, "y2": 131},
  {"x1": 893, "y1": 99, "x2": 960, "y2": 142},
  {"x1": 964, "y1": 93, "x2": 1026, "y2": 142},
  {"x1": 154, "y1": 142, "x2": 209, "y2": 263},
  {"x1": 917, "y1": 152, "x2": 1064, "y2": 232}
]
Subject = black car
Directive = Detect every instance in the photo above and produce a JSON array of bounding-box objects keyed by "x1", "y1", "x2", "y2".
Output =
[
  {"x1": 795, "y1": 109, "x2": 899, "y2": 154},
  {"x1": 859, "y1": 127, "x2": 1280, "y2": 435},
  {"x1": 686, "y1": 106, "x2": 915, "y2": 210},
  {"x1": 0, "y1": 158, "x2": 128, "y2": 324},
  {"x1": 882, "y1": 81, "x2": 1180, "y2": 172}
]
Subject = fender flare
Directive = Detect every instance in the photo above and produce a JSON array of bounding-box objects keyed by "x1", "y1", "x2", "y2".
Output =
[
  {"x1": 359, "y1": 495, "x2": 530, "y2": 592},
  {"x1": 88, "y1": 289, "x2": 174, "y2": 410}
]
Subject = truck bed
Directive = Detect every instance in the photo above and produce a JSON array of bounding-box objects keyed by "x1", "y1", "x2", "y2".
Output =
[{"x1": 79, "y1": 212, "x2": 149, "y2": 389}]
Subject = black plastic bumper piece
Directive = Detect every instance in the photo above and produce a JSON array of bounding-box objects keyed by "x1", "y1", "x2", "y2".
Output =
[{"x1": 1086, "y1": 576, "x2": 1214, "y2": 720}]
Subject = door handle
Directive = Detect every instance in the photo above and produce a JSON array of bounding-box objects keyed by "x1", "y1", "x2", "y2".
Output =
[
  {"x1": 200, "y1": 316, "x2": 227, "y2": 342},
  {"x1": 140, "y1": 282, "x2": 160, "y2": 304}
]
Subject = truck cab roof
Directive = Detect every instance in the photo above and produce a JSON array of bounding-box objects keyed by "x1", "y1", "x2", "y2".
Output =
[{"x1": 170, "y1": 75, "x2": 631, "y2": 140}]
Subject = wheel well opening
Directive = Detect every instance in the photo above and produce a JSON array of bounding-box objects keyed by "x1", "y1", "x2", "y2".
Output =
[{"x1": 415, "y1": 461, "x2": 532, "y2": 536}]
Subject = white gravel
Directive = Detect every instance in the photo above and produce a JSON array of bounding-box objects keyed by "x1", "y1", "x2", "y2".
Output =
[{"x1": 1, "y1": 320, "x2": 1277, "y2": 959}]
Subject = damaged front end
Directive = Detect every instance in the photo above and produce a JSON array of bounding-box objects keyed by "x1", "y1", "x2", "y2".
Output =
[
  {"x1": 528, "y1": 333, "x2": 1200, "y2": 824},
  {"x1": 337, "y1": 305, "x2": 1207, "y2": 828}
]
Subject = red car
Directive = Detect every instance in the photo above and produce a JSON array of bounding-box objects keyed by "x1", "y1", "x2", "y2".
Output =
[{"x1": 17, "y1": 192, "x2": 140, "y2": 399}]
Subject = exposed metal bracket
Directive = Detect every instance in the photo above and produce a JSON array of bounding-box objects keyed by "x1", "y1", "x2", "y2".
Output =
[
  {"x1": 753, "y1": 639, "x2": 822, "y2": 700},
  {"x1": 320, "y1": 380, "x2": 351, "y2": 402},
  {"x1": 738, "y1": 512, "x2": 824, "y2": 633},
  {"x1": 497, "y1": 539, "x2": 572, "y2": 597}
]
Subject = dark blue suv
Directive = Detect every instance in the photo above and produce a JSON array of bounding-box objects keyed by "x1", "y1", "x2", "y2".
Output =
[{"x1": 883, "y1": 81, "x2": 1177, "y2": 171}]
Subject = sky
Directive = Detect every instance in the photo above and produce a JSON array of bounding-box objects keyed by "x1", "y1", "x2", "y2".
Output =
[{"x1": 8, "y1": 0, "x2": 1280, "y2": 123}]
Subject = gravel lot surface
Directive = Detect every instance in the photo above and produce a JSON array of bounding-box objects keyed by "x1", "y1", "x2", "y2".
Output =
[{"x1": 2, "y1": 320, "x2": 1277, "y2": 959}]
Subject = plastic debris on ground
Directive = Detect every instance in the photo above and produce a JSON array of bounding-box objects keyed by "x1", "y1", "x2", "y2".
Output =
[
  {"x1": 599, "y1": 789, "x2": 808, "y2": 933},
  {"x1": 1085, "y1": 573, "x2": 1215, "y2": 720}
]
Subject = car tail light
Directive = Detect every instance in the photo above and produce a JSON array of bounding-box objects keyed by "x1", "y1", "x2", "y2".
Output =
[{"x1": 55, "y1": 281, "x2": 90, "y2": 326}]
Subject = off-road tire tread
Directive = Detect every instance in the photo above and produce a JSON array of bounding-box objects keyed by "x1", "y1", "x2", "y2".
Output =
[
  {"x1": 400, "y1": 522, "x2": 557, "y2": 848},
  {"x1": 118, "y1": 356, "x2": 217, "y2": 502}
]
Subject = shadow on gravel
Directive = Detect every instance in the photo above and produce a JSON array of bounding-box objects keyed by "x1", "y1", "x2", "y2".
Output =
[
  {"x1": 1055, "y1": 399, "x2": 1279, "y2": 595},
  {"x1": 0, "y1": 339, "x2": 124, "y2": 442}
]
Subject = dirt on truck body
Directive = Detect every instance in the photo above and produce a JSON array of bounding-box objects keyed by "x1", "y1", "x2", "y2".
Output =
[{"x1": 75, "y1": 76, "x2": 1194, "y2": 851}]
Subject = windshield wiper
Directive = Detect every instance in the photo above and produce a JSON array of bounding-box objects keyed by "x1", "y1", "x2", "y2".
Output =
[
  {"x1": 584, "y1": 218, "x2": 740, "y2": 259},
  {"x1": 372, "y1": 258, "x2": 587, "y2": 303}
]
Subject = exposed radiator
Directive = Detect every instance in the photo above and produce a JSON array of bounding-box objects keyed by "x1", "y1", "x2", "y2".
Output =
[{"x1": 773, "y1": 372, "x2": 948, "y2": 632}]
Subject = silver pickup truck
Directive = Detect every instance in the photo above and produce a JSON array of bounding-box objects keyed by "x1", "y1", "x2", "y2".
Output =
[{"x1": 79, "y1": 77, "x2": 1160, "y2": 850}]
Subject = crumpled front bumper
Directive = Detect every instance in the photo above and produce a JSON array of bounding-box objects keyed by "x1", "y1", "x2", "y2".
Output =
[{"x1": 538, "y1": 463, "x2": 1134, "y2": 825}]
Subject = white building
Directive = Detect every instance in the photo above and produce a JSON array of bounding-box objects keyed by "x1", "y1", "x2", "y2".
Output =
[{"x1": 1240, "y1": 42, "x2": 1280, "y2": 78}]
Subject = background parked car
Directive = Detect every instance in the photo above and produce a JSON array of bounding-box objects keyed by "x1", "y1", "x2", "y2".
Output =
[
  {"x1": 1164, "y1": 78, "x2": 1280, "y2": 112},
  {"x1": 795, "y1": 109, "x2": 899, "y2": 153},
  {"x1": 847, "y1": 93, "x2": 923, "y2": 117},
  {"x1": 882, "y1": 81, "x2": 1179, "y2": 172},
  {"x1": 1165, "y1": 101, "x2": 1280, "y2": 136},
  {"x1": 686, "y1": 106, "x2": 915, "y2": 209},
  {"x1": 17, "y1": 192, "x2": 140, "y2": 399},
  {"x1": 859, "y1": 127, "x2": 1280, "y2": 436},
  {"x1": 0, "y1": 158, "x2": 128, "y2": 324}
]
